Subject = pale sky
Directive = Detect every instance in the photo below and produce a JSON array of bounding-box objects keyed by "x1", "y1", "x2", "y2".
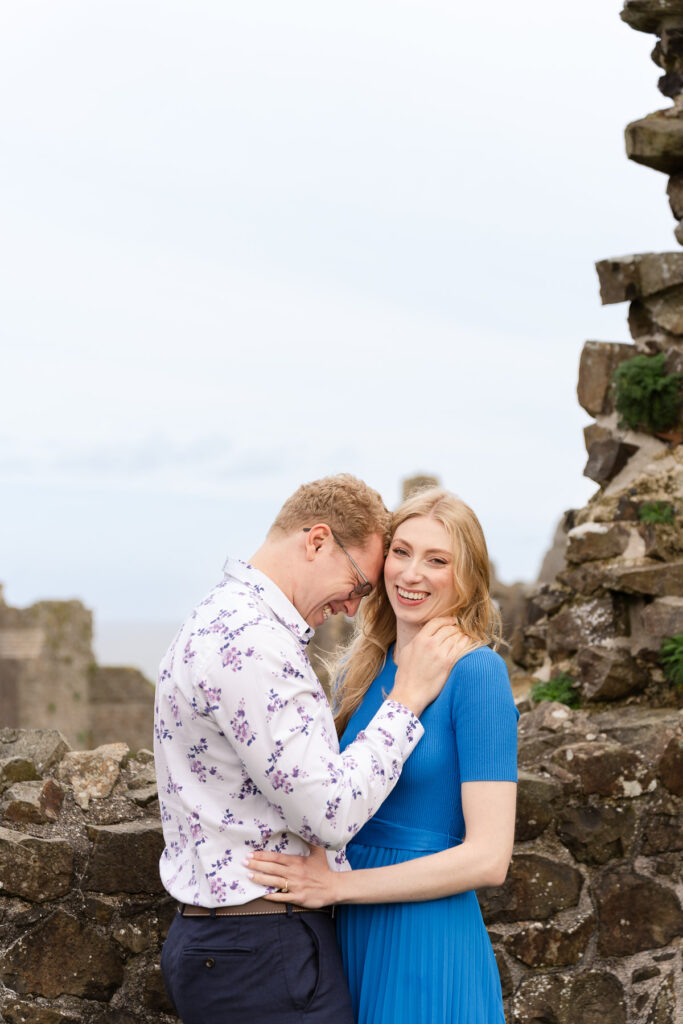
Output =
[{"x1": 0, "y1": 1, "x2": 675, "y2": 671}]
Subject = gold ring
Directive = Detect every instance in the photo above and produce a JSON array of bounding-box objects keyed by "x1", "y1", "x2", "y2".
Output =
[{"x1": 281, "y1": 880, "x2": 289, "y2": 894}]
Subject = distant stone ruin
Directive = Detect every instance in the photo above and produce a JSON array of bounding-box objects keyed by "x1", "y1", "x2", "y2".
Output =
[{"x1": 0, "y1": 587, "x2": 154, "y2": 753}]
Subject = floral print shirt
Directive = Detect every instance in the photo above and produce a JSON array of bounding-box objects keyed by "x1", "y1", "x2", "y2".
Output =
[{"x1": 154, "y1": 557, "x2": 423, "y2": 907}]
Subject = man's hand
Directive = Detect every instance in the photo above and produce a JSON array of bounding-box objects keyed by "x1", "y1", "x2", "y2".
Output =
[{"x1": 391, "y1": 618, "x2": 473, "y2": 718}]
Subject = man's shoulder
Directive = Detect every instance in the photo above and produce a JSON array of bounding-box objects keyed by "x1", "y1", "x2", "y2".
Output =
[{"x1": 185, "y1": 576, "x2": 300, "y2": 656}]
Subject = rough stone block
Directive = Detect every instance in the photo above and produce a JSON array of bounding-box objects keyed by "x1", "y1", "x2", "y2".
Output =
[
  {"x1": 668, "y1": 171, "x2": 683, "y2": 218},
  {"x1": 657, "y1": 735, "x2": 683, "y2": 795},
  {"x1": 642, "y1": 597, "x2": 683, "y2": 636},
  {"x1": 524, "y1": 588, "x2": 567, "y2": 625},
  {"x1": 142, "y1": 963, "x2": 176, "y2": 1013},
  {"x1": 628, "y1": 297, "x2": 681, "y2": 342},
  {"x1": 641, "y1": 808, "x2": 683, "y2": 853},
  {"x1": 640, "y1": 523, "x2": 682, "y2": 562},
  {"x1": 515, "y1": 771, "x2": 563, "y2": 841},
  {"x1": 595, "y1": 253, "x2": 683, "y2": 304},
  {"x1": 546, "y1": 596, "x2": 627, "y2": 658},
  {"x1": 552, "y1": 740, "x2": 655, "y2": 797},
  {"x1": 0, "y1": 779, "x2": 64, "y2": 824},
  {"x1": 647, "y1": 973, "x2": 677, "y2": 1024},
  {"x1": 517, "y1": 704, "x2": 593, "y2": 768},
  {"x1": 566, "y1": 522, "x2": 631, "y2": 564},
  {"x1": 577, "y1": 341, "x2": 635, "y2": 413},
  {"x1": 556, "y1": 803, "x2": 637, "y2": 863},
  {"x1": 634, "y1": 284, "x2": 683, "y2": 335},
  {"x1": 622, "y1": 1, "x2": 683, "y2": 36},
  {"x1": 584, "y1": 439, "x2": 639, "y2": 484},
  {"x1": 0, "y1": 729, "x2": 70, "y2": 774},
  {"x1": 583, "y1": 423, "x2": 610, "y2": 453},
  {"x1": 0, "y1": 758, "x2": 40, "y2": 795},
  {"x1": 626, "y1": 108, "x2": 683, "y2": 175},
  {"x1": 512, "y1": 969, "x2": 625, "y2": 1024},
  {"x1": 0, "y1": 909, "x2": 123, "y2": 1000},
  {"x1": 84, "y1": 820, "x2": 165, "y2": 893},
  {"x1": 556, "y1": 562, "x2": 609, "y2": 596},
  {"x1": 609, "y1": 560, "x2": 683, "y2": 596},
  {"x1": 0, "y1": 996, "x2": 84, "y2": 1023},
  {"x1": 477, "y1": 854, "x2": 583, "y2": 924},
  {"x1": 595, "y1": 869, "x2": 683, "y2": 956},
  {"x1": 57, "y1": 743, "x2": 129, "y2": 810},
  {"x1": 0, "y1": 825, "x2": 73, "y2": 901},
  {"x1": 504, "y1": 911, "x2": 595, "y2": 967},
  {"x1": 112, "y1": 909, "x2": 158, "y2": 953},
  {"x1": 577, "y1": 646, "x2": 646, "y2": 701}
]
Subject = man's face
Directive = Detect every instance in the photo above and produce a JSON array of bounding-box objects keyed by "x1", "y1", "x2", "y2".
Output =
[{"x1": 299, "y1": 530, "x2": 385, "y2": 629}]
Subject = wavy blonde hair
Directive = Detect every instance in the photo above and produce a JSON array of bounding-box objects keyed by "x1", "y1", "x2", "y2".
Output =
[{"x1": 333, "y1": 488, "x2": 502, "y2": 736}]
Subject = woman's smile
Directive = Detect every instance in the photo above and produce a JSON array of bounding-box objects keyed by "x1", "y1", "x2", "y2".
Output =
[{"x1": 395, "y1": 586, "x2": 429, "y2": 604}]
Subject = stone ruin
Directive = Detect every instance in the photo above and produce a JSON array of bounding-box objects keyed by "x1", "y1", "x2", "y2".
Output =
[
  {"x1": 0, "y1": 587, "x2": 154, "y2": 754},
  {"x1": 1, "y1": 2, "x2": 683, "y2": 1022}
]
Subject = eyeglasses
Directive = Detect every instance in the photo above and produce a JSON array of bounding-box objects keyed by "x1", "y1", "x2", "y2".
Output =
[{"x1": 303, "y1": 527, "x2": 373, "y2": 600}]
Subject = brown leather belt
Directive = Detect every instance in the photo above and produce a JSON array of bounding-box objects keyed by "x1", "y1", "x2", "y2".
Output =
[{"x1": 178, "y1": 898, "x2": 332, "y2": 917}]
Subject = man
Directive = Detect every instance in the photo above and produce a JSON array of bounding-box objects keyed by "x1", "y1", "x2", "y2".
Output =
[{"x1": 155, "y1": 474, "x2": 458, "y2": 1023}]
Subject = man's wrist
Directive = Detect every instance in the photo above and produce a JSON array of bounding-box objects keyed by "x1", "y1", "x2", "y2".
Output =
[{"x1": 387, "y1": 688, "x2": 424, "y2": 718}]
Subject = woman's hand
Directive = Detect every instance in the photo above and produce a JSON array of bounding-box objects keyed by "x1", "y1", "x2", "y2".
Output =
[
  {"x1": 391, "y1": 618, "x2": 473, "y2": 717},
  {"x1": 245, "y1": 844, "x2": 340, "y2": 908}
]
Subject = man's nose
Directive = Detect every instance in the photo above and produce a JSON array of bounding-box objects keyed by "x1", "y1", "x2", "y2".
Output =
[{"x1": 344, "y1": 596, "x2": 363, "y2": 617}]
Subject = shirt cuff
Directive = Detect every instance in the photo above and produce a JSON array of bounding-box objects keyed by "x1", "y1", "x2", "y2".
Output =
[{"x1": 372, "y1": 699, "x2": 424, "y2": 755}]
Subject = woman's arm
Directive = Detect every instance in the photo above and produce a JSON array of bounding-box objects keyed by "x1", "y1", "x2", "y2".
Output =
[{"x1": 246, "y1": 780, "x2": 516, "y2": 907}]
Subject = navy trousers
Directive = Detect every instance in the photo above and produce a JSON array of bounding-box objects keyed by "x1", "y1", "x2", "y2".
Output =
[{"x1": 161, "y1": 908, "x2": 354, "y2": 1024}]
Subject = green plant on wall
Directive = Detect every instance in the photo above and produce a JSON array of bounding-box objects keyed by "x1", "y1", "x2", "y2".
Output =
[
  {"x1": 638, "y1": 501, "x2": 675, "y2": 525},
  {"x1": 659, "y1": 634, "x2": 683, "y2": 688},
  {"x1": 613, "y1": 353, "x2": 682, "y2": 433},
  {"x1": 530, "y1": 672, "x2": 580, "y2": 708}
]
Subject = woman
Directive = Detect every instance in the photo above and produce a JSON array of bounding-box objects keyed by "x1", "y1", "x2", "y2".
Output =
[{"x1": 247, "y1": 488, "x2": 519, "y2": 1024}]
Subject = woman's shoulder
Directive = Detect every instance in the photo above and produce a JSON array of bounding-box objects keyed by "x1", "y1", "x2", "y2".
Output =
[
  {"x1": 453, "y1": 644, "x2": 507, "y2": 678},
  {"x1": 449, "y1": 645, "x2": 516, "y2": 709}
]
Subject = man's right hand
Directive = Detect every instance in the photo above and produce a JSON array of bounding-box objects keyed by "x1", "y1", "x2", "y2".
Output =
[{"x1": 390, "y1": 618, "x2": 473, "y2": 718}]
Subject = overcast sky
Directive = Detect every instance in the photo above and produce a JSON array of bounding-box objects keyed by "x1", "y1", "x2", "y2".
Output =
[{"x1": 0, "y1": 2, "x2": 675, "y2": 667}]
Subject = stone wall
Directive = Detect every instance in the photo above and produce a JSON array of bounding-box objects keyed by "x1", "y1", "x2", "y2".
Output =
[
  {"x1": 0, "y1": 729, "x2": 174, "y2": 1024},
  {"x1": 0, "y1": 710, "x2": 679, "y2": 1024}
]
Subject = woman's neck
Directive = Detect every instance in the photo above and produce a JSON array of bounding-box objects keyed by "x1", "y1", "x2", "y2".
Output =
[{"x1": 393, "y1": 621, "x2": 421, "y2": 663}]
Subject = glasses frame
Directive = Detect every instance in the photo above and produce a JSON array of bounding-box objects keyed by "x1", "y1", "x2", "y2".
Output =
[{"x1": 302, "y1": 527, "x2": 373, "y2": 600}]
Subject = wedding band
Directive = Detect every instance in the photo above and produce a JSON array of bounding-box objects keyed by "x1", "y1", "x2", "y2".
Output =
[{"x1": 281, "y1": 880, "x2": 289, "y2": 894}]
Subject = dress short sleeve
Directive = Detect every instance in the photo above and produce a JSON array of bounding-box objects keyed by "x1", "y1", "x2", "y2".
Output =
[{"x1": 451, "y1": 647, "x2": 519, "y2": 783}]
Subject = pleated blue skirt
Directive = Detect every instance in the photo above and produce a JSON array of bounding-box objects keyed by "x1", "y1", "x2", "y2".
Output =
[{"x1": 336, "y1": 819, "x2": 506, "y2": 1024}]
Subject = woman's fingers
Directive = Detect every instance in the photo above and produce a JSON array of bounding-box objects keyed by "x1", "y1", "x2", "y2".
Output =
[
  {"x1": 245, "y1": 843, "x2": 334, "y2": 909},
  {"x1": 250, "y1": 849, "x2": 293, "y2": 865}
]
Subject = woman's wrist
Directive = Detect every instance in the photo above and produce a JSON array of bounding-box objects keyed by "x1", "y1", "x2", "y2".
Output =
[{"x1": 329, "y1": 866, "x2": 353, "y2": 904}]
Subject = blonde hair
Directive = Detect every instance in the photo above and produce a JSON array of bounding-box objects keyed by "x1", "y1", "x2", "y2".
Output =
[
  {"x1": 269, "y1": 473, "x2": 390, "y2": 548},
  {"x1": 333, "y1": 488, "x2": 502, "y2": 736}
]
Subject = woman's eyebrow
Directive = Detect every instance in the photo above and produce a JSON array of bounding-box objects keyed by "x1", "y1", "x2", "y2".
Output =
[{"x1": 391, "y1": 537, "x2": 451, "y2": 558}]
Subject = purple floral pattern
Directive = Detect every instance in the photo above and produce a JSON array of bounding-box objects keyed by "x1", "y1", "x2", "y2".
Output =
[{"x1": 153, "y1": 556, "x2": 423, "y2": 908}]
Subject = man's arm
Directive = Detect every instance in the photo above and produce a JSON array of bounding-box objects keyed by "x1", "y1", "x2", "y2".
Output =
[{"x1": 200, "y1": 620, "x2": 462, "y2": 848}]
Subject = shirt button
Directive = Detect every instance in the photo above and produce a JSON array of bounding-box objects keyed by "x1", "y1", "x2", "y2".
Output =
[{"x1": 204, "y1": 958, "x2": 215, "y2": 968}]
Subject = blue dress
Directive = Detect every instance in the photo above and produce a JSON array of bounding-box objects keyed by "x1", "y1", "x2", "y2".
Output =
[{"x1": 337, "y1": 646, "x2": 519, "y2": 1024}]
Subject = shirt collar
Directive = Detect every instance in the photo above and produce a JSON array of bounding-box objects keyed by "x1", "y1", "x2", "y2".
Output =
[{"x1": 222, "y1": 556, "x2": 314, "y2": 644}]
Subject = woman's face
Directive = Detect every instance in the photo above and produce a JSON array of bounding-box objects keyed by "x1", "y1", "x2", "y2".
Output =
[{"x1": 384, "y1": 515, "x2": 458, "y2": 626}]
